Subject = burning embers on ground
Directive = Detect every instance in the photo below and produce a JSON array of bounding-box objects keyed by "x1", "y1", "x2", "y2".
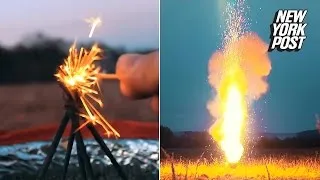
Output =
[{"x1": 207, "y1": 0, "x2": 271, "y2": 164}]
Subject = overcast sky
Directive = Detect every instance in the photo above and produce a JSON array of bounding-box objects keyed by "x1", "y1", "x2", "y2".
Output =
[
  {"x1": 0, "y1": 0, "x2": 159, "y2": 50},
  {"x1": 161, "y1": 0, "x2": 320, "y2": 133}
]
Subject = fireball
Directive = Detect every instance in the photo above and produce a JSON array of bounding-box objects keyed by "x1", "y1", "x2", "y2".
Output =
[
  {"x1": 208, "y1": 0, "x2": 271, "y2": 164},
  {"x1": 209, "y1": 52, "x2": 248, "y2": 164}
]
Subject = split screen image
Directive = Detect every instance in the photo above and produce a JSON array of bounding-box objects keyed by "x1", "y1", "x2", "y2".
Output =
[{"x1": 0, "y1": 0, "x2": 320, "y2": 180}]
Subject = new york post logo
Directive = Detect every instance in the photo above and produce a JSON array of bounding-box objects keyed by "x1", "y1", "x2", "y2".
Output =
[{"x1": 268, "y1": 10, "x2": 307, "y2": 52}]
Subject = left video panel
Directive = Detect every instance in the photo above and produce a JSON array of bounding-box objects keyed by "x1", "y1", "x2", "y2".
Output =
[{"x1": 0, "y1": 1, "x2": 159, "y2": 179}]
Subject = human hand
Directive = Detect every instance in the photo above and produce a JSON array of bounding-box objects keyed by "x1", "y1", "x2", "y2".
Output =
[{"x1": 115, "y1": 50, "x2": 159, "y2": 114}]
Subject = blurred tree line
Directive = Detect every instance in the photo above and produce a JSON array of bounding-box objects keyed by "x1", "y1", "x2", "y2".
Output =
[
  {"x1": 0, "y1": 33, "x2": 153, "y2": 84},
  {"x1": 160, "y1": 125, "x2": 320, "y2": 150},
  {"x1": 255, "y1": 130, "x2": 320, "y2": 149},
  {"x1": 160, "y1": 125, "x2": 215, "y2": 149}
]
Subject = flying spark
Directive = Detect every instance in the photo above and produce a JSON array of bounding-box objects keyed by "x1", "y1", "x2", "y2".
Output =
[{"x1": 86, "y1": 17, "x2": 102, "y2": 38}]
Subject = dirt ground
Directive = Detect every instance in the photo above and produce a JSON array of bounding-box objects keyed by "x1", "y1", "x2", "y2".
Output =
[{"x1": 0, "y1": 80, "x2": 158, "y2": 144}]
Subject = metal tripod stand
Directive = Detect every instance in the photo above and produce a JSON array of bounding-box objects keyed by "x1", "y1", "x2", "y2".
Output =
[{"x1": 37, "y1": 92, "x2": 127, "y2": 180}]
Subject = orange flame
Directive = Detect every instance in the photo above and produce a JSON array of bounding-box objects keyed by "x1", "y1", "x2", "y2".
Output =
[{"x1": 208, "y1": 1, "x2": 271, "y2": 164}]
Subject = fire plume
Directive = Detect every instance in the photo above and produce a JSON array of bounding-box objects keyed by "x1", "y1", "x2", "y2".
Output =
[{"x1": 208, "y1": 0, "x2": 271, "y2": 164}]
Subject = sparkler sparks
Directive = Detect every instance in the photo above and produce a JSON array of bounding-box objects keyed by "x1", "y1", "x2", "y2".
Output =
[
  {"x1": 208, "y1": 0, "x2": 271, "y2": 164},
  {"x1": 37, "y1": 14, "x2": 129, "y2": 180},
  {"x1": 86, "y1": 17, "x2": 102, "y2": 38},
  {"x1": 208, "y1": 0, "x2": 248, "y2": 164},
  {"x1": 55, "y1": 43, "x2": 120, "y2": 137}
]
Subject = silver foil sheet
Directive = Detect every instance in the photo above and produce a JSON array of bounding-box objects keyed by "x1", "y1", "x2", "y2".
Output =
[{"x1": 0, "y1": 139, "x2": 159, "y2": 180}]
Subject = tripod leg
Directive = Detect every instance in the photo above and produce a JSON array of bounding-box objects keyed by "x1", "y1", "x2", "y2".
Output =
[
  {"x1": 87, "y1": 124, "x2": 128, "y2": 180},
  {"x1": 69, "y1": 114, "x2": 87, "y2": 180},
  {"x1": 37, "y1": 112, "x2": 70, "y2": 180},
  {"x1": 76, "y1": 140, "x2": 88, "y2": 180},
  {"x1": 62, "y1": 118, "x2": 77, "y2": 180},
  {"x1": 72, "y1": 114, "x2": 95, "y2": 180}
]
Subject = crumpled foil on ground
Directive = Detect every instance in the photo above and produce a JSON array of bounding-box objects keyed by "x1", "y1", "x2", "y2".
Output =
[{"x1": 0, "y1": 139, "x2": 159, "y2": 180}]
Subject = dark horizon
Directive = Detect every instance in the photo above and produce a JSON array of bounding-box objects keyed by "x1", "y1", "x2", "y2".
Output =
[
  {"x1": 171, "y1": 129, "x2": 317, "y2": 135},
  {"x1": 0, "y1": 33, "x2": 155, "y2": 86},
  {"x1": 0, "y1": 32, "x2": 155, "y2": 52}
]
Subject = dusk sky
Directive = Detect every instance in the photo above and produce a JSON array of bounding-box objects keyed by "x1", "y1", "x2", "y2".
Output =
[
  {"x1": 3, "y1": 0, "x2": 320, "y2": 134},
  {"x1": 161, "y1": 0, "x2": 320, "y2": 133},
  {"x1": 0, "y1": 0, "x2": 158, "y2": 50}
]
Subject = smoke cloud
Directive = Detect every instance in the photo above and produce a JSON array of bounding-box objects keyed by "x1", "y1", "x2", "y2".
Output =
[{"x1": 207, "y1": 32, "x2": 271, "y2": 119}]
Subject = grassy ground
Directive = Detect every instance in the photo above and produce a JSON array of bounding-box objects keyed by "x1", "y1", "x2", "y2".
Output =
[{"x1": 161, "y1": 149, "x2": 320, "y2": 180}]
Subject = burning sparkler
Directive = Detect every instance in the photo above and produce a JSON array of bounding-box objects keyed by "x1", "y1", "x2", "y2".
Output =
[
  {"x1": 55, "y1": 43, "x2": 119, "y2": 137},
  {"x1": 86, "y1": 17, "x2": 102, "y2": 38},
  {"x1": 208, "y1": 0, "x2": 271, "y2": 164},
  {"x1": 37, "y1": 25, "x2": 127, "y2": 179}
]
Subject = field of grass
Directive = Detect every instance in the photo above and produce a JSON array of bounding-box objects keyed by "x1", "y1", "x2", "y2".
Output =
[{"x1": 161, "y1": 149, "x2": 320, "y2": 179}]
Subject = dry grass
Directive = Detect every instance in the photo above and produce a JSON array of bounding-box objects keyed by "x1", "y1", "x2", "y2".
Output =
[
  {"x1": 161, "y1": 153, "x2": 320, "y2": 179},
  {"x1": 0, "y1": 80, "x2": 157, "y2": 131}
]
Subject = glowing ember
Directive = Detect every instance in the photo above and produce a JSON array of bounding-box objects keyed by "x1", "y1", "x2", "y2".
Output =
[
  {"x1": 55, "y1": 43, "x2": 120, "y2": 137},
  {"x1": 208, "y1": 0, "x2": 271, "y2": 164},
  {"x1": 85, "y1": 17, "x2": 102, "y2": 38}
]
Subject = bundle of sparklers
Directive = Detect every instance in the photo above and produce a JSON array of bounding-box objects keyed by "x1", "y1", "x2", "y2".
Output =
[{"x1": 37, "y1": 17, "x2": 127, "y2": 180}]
